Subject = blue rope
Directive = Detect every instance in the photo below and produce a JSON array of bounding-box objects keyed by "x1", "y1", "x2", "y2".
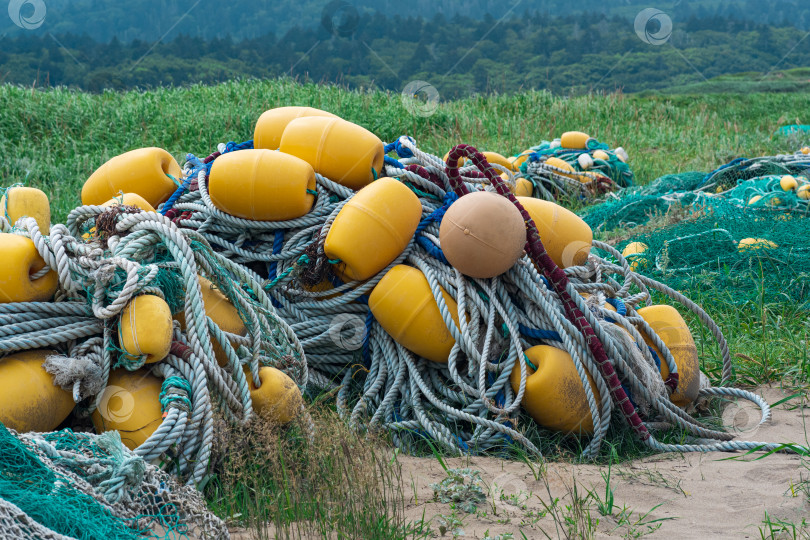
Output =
[
  {"x1": 160, "y1": 140, "x2": 253, "y2": 215},
  {"x1": 517, "y1": 324, "x2": 562, "y2": 342},
  {"x1": 606, "y1": 297, "x2": 627, "y2": 316},
  {"x1": 414, "y1": 192, "x2": 458, "y2": 263}
]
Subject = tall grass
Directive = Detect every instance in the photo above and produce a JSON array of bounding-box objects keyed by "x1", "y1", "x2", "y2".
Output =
[{"x1": 2, "y1": 78, "x2": 809, "y2": 221}]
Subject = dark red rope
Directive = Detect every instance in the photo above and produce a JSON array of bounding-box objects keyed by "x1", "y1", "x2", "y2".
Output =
[{"x1": 444, "y1": 144, "x2": 651, "y2": 441}]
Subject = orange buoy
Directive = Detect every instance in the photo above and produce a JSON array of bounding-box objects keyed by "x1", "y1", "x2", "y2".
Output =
[
  {"x1": 636, "y1": 305, "x2": 700, "y2": 408},
  {"x1": 119, "y1": 295, "x2": 172, "y2": 364},
  {"x1": 91, "y1": 368, "x2": 163, "y2": 450},
  {"x1": 369, "y1": 265, "x2": 461, "y2": 363},
  {"x1": 208, "y1": 149, "x2": 316, "y2": 221},
  {"x1": 247, "y1": 366, "x2": 303, "y2": 423},
  {"x1": 279, "y1": 116, "x2": 384, "y2": 190},
  {"x1": 0, "y1": 233, "x2": 58, "y2": 303},
  {"x1": 1, "y1": 186, "x2": 51, "y2": 234},
  {"x1": 253, "y1": 106, "x2": 338, "y2": 150},
  {"x1": 0, "y1": 349, "x2": 74, "y2": 432},
  {"x1": 516, "y1": 197, "x2": 592, "y2": 268},
  {"x1": 325, "y1": 178, "x2": 421, "y2": 281},
  {"x1": 510, "y1": 345, "x2": 600, "y2": 434},
  {"x1": 439, "y1": 192, "x2": 526, "y2": 278},
  {"x1": 82, "y1": 147, "x2": 182, "y2": 208}
]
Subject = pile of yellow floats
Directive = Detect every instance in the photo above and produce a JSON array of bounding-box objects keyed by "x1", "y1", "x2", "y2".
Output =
[{"x1": 0, "y1": 104, "x2": 722, "y2": 463}]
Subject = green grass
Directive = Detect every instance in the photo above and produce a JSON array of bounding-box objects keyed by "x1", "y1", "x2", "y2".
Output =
[{"x1": 3, "y1": 78, "x2": 810, "y2": 221}]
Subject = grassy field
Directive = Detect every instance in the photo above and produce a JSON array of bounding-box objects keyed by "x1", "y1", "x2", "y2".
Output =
[{"x1": 2, "y1": 79, "x2": 809, "y2": 538}]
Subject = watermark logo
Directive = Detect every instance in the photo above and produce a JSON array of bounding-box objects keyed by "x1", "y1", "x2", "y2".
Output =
[
  {"x1": 721, "y1": 400, "x2": 761, "y2": 437},
  {"x1": 8, "y1": 0, "x2": 46, "y2": 30},
  {"x1": 634, "y1": 8, "x2": 672, "y2": 46},
  {"x1": 94, "y1": 385, "x2": 135, "y2": 423},
  {"x1": 321, "y1": 0, "x2": 359, "y2": 38},
  {"x1": 401, "y1": 80, "x2": 440, "y2": 118},
  {"x1": 489, "y1": 472, "x2": 529, "y2": 512},
  {"x1": 328, "y1": 313, "x2": 366, "y2": 351}
]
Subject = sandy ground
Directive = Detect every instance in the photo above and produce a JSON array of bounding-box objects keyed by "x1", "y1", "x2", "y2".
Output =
[
  {"x1": 230, "y1": 385, "x2": 808, "y2": 539},
  {"x1": 399, "y1": 385, "x2": 809, "y2": 539}
]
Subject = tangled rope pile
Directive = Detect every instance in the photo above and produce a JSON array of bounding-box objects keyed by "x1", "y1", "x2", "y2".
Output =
[{"x1": 159, "y1": 133, "x2": 783, "y2": 459}]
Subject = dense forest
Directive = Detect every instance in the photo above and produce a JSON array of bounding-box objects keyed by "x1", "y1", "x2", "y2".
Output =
[
  {"x1": 2, "y1": 0, "x2": 809, "y2": 41},
  {"x1": 2, "y1": 10, "x2": 809, "y2": 96}
]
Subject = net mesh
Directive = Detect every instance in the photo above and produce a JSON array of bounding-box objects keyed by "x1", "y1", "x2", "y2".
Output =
[{"x1": 581, "y1": 151, "x2": 810, "y2": 308}]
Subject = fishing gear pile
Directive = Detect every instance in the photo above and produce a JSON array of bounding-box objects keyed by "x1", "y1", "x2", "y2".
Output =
[
  {"x1": 581, "y1": 149, "x2": 810, "y2": 308},
  {"x1": 0, "y1": 106, "x2": 795, "y2": 537}
]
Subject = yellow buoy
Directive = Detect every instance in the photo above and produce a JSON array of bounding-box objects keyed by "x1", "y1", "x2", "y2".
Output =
[
  {"x1": 101, "y1": 192, "x2": 156, "y2": 212},
  {"x1": 516, "y1": 197, "x2": 593, "y2": 268},
  {"x1": 798, "y1": 184, "x2": 810, "y2": 200},
  {"x1": 545, "y1": 156, "x2": 588, "y2": 183},
  {"x1": 514, "y1": 178, "x2": 534, "y2": 197},
  {"x1": 621, "y1": 242, "x2": 649, "y2": 272},
  {"x1": 82, "y1": 147, "x2": 182, "y2": 208},
  {"x1": 1, "y1": 186, "x2": 51, "y2": 234},
  {"x1": 802, "y1": 147, "x2": 810, "y2": 154},
  {"x1": 119, "y1": 295, "x2": 172, "y2": 364},
  {"x1": 439, "y1": 192, "x2": 526, "y2": 278},
  {"x1": 481, "y1": 151, "x2": 515, "y2": 171},
  {"x1": 279, "y1": 116, "x2": 384, "y2": 190},
  {"x1": 637, "y1": 305, "x2": 700, "y2": 408},
  {"x1": 253, "y1": 106, "x2": 338, "y2": 150},
  {"x1": 748, "y1": 195, "x2": 762, "y2": 205},
  {"x1": 369, "y1": 265, "x2": 461, "y2": 363},
  {"x1": 91, "y1": 369, "x2": 163, "y2": 450},
  {"x1": 247, "y1": 366, "x2": 303, "y2": 423},
  {"x1": 560, "y1": 131, "x2": 591, "y2": 150},
  {"x1": 510, "y1": 345, "x2": 600, "y2": 434},
  {"x1": 780, "y1": 175, "x2": 798, "y2": 191},
  {"x1": 325, "y1": 178, "x2": 421, "y2": 282},
  {"x1": 0, "y1": 233, "x2": 58, "y2": 303},
  {"x1": 176, "y1": 276, "x2": 247, "y2": 367},
  {"x1": 738, "y1": 237, "x2": 778, "y2": 251},
  {"x1": 508, "y1": 150, "x2": 533, "y2": 170},
  {"x1": 592, "y1": 149, "x2": 609, "y2": 161},
  {"x1": 0, "y1": 349, "x2": 74, "y2": 432},
  {"x1": 208, "y1": 149, "x2": 316, "y2": 221}
]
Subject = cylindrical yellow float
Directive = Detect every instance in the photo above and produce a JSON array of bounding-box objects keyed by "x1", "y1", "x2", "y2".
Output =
[
  {"x1": 544, "y1": 156, "x2": 588, "y2": 183},
  {"x1": 510, "y1": 345, "x2": 600, "y2": 434},
  {"x1": 101, "y1": 192, "x2": 156, "y2": 212},
  {"x1": 91, "y1": 368, "x2": 163, "y2": 450},
  {"x1": 253, "y1": 106, "x2": 338, "y2": 151},
  {"x1": 621, "y1": 242, "x2": 649, "y2": 272},
  {"x1": 514, "y1": 178, "x2": 534, "y2": 197},
  {"x1": 0, "y1": 349, "x2": 74, "y2": 432},
  {"x1": 176, "y1": 276, "x2": 247, "y2": 367},
  {"x1": 0, "y1": 233, "x2": 58, "y2": 303},
  {"x1": 247, "y1": 366, "x2": 303, "y2": 423},
  {"x1": 508, "y1": 150, "x2": 533, "y2": 170},
  {"x1": 325, "y1": 178, "x2": 421, "y2": 282},
  {"x1": 636, "y1": 305, "x2": 699, "y2": 408},
  {"x1": 369, "y1": 265, "x2": 461, "y2": 363},
  {"x1": 592, "y1": 149, "x2": 609, "y2": 161},
  {"x1": 208, "y1": 149, "x2": 316, "y2": 221},
  {"x1": 82, "y1": 147, "x2": 182, "y2": 208},
  {"x1": 516, "y1": 197, "x2": 593, "y2": 268},
  {"x1": 738, "y1": 237, "x2": 778, "y2": 252},
  {"x1": 439, "y1": 192, "x2": 526, "y2": 278},
  {"x1": 119, "y1": 295, "x2": 172, "y2": 364},
  {"x1": 1, "y1": 186, "x2": 51, "y2": 234},
  {"x1": 798, "y1": 184, "x2": 810, "y2": 200},
  {"x1": 279, "y1": 116, "x2": 384, "y2": 190},
  {"x1": 560, "y1": 131, "x2": 591, "y2": 149}
]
